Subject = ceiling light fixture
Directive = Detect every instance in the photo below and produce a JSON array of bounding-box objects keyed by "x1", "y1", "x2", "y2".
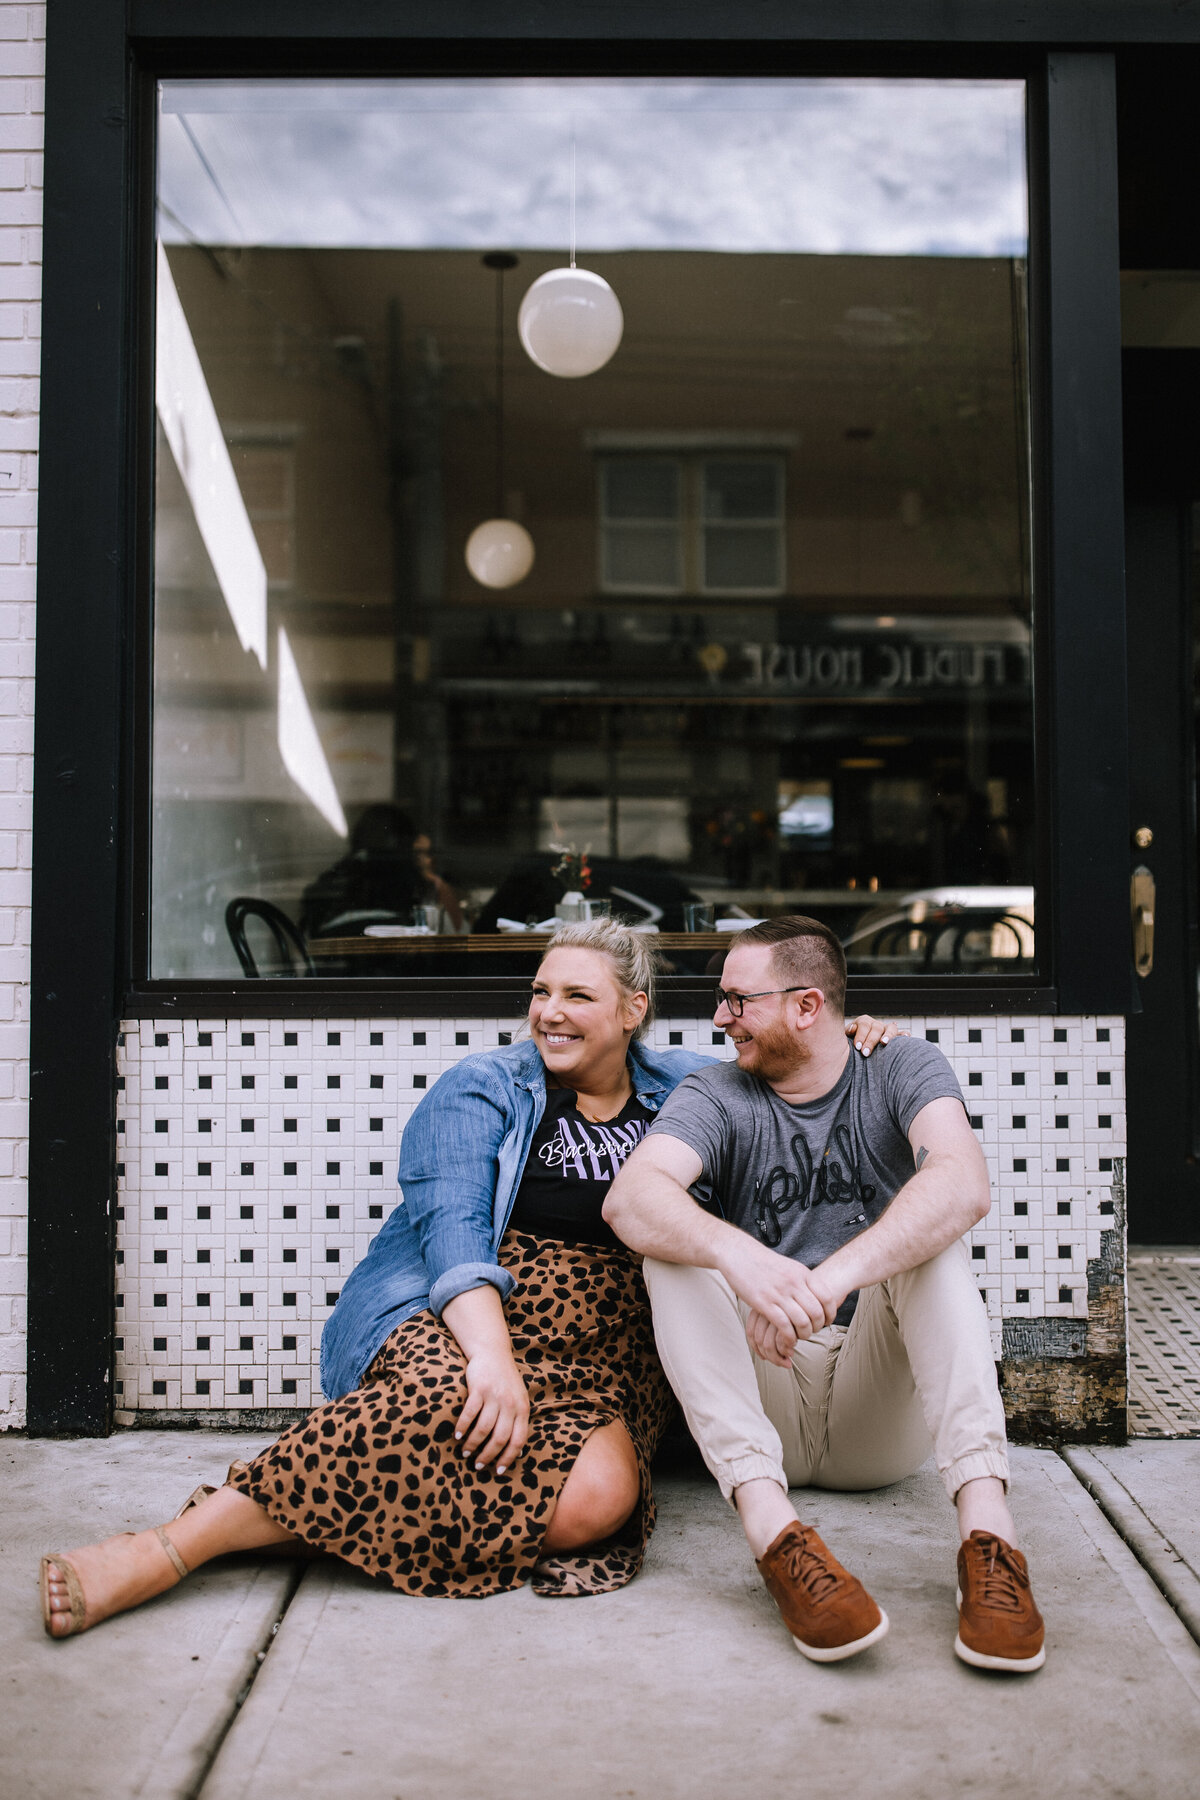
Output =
[
  {"x1": 465, "y1": 252, "x2": 535, "y2": 590},
  {"x1": 518, "y1": 138, "x2": 623, "y2": 380}
]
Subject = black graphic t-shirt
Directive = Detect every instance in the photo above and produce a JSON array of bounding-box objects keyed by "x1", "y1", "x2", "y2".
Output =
[
  {"x1": 508, "y1": 1085, "x2": 654, "y2": 1250},
  {"x1": 645, "y1": 1039, "x2": 965, "y2": 1323}
]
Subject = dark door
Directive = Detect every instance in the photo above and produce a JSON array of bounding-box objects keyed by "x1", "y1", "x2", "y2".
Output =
[{"x1": 1123, "y1": 351, "x2": 1200, "y2": 1243}]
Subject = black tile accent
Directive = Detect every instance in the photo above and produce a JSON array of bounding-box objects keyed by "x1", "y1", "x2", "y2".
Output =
[
  {"x1": 198, "y1": 1032, "x2": 212, "y2": 1047},
  {"x1": 1058, "y1": 1287, "x2": 1073, "y2": 1303},
  {"x1": 1058, "y1": 1244, "x2": 1073, "y2": 1258},
  {"x1": 925, "y1": 1029, "x2": 939, "y2": 1042},
  {"x1": 155, "y1": 1033, "x2": 168, "y2": 1047},
  {"x1": 370, "y1": 1032, "x2": 383, "y2": 1046},
  {"x1": 1016, "y1": 1244, "x2": 1029, "y2": 1259},
  {"x1": 154, "y1": 1206, "x2": 167, "y2": 1220},
  {"x1": 284, "y1": 1031, "x2": 297, "y2": 1046},
  {"x1": 240, "y1": 1162, "x2": 254, "y2": 1176},
  {"x1": 195, "y1": 1379, "x2": 210, "y2": 1395},
  {"x1": 1014, "y1": 1201, "x2": 1028, "y2": 1215},
  {"x1": 283, "y1": 1162, "x2": 296, "y2": 1176},
  {"x1": 326, "y1": 1248, "x2": 341, "y2": 1263},
  {"x1": 154, "y1": 1293, "x2": 167, "y2": 1307},
  {"x1": 195, "y1": 1293, "x2": 210, "y2": 1306},
  {"x1": 1056, "y1": 1158, "x2": 1070, "y2": 1172},
  {"x1": 1099, "y1": 1114, "x2": 1111, "y2": 1128},
  {"x1": 370, "y1": 1074, "x2": 384, "y2": 1089},
  {"x1": 239, "y1": 1380, "x2": 253, "y2": 1395},
  {"x1": 239, "y1": 1292, "x2": 253, "y2": 1307},
  {"x1": 198, "y1": 1163, "x2": 211, "y2": 1177},
  {"x1": 327, "y1": 1031, "x2": 341, "y2": 1046},
  {"x1": 370, "y1": 1203, "x2": 383, "y2": 1217},
  {"x1": 283, "y1": 1204, "x2": 296, "y2": 1219},
  {"x1": 369, "y1": 1163, "x2": 383, "y2": 1177},
  {"x1": 240, "y1": 1119, "x2": 254, "y2": 1133},
  {"x1": 326, "y1": 1291, "x2": 340, "y2": 1305},
  {"x1": 1013, "y1": 1159, "x2": 1026, "y2": 1173},
  {"x1": 327, "y1": 1074, "x2": 341, "y2": 1089},
  {"x1": 241, "y1": 1032, "x2": 255, "y2": 1046},
  {"x1": 1011, "y1": 1028, "x2": 1024, "y2": 1042},
  {"x1": 197, "y1": 1249, "x2": 210, "y2": 1263},
  {"x1": 972, "y1": 1245, "x2": 986, "y2": 1259},
  {"x1": 413, "y1": 1032, "x2": 426, "y2": 1046},
  {"x1": 1098, "y1": 1070, "x2": 1111, "y2": 1085},
  {"x1": 196, "y1": 1336, "x2": 209, "y2": 1351},
  {"x1": 1012, "y1": 1115, "x2": 1026, "y2": 1130},
  {"x1": 282, "y1": 1379, "x2": 297, "y2": 1395},
  {"x1": 241, "y1": 1075, "x2": 255, "y2": 1090},
  {"x1": 1016, "y1": 1288, "x2": 1029, "y2": 1304},
  {"x1": 153, "y1": 1336, "x2": 166, "y2": 1351},
  {"x1": 199, "y1": 1075, "x2": 212, "y2": 1090},
  {"x1": 1012, "y1": 1071, "x2": 1025, "y2": 1085},
  {"x1": 969, "y1": 1114, "x2": 983, "y2": 1128},
  {"x1": 1054, "y1": 1071, "x2": 1068, "y2": 1086},
  {"x1": 155, "y1": 1119, "x2": 168, "y2": 1133},
  {"x1": 1054, "y1": 1028, "x2": 1067, "y2": 1042},
  {"x1": 283, "y1": 1291, "x2": 296, "y2": 1306},
  {"x1": 240, "y1": 1249, "x2": 254, "y2": 1263},
  {"x1": 153, "y1": 1249, "x2": 167, "y2": 1264},
  {"x1": 370, "y1": 1118, "x2": 383, "y2": 1131},
  {"x1": 240, "y1": 1205, "x2": 254, "y2": 1220},
  {"x1": 414, "y1": 1075, "x2": 426, "y2": 1089},
  {"x1": 326, "y1": 1205, "x2": 339, "y2": 1219},
  {"x1": 1097, "y1": 1027, "x2": 1110, "y2": 1042},
  {"x1": 155, "y1": 1162, "x2": 168, "y2": 1176},
  {"x1": 282, "y1": 1335, "x2": 296, "y2": 1351},
  {"x1": 669, "y1": 1031, "x2": 683, "y2": 1045},
  {"x1": 239, "y1": 1335, "x2": 252, "y2": 1350},
  {"x1": 456, "y1": 1031, "x2": 469, "y2": 1045},
  {"x1": 199, "y1": 1119, "x2": 211, "y2": 1132},
  {"x1": 969, "y1": 1072, "x2": 982, "y2": 1086},
  {"x1": 327, "y1": 1118, "x2": 340, "y2": 1132},
  {"x1": 155, "y1": 1075, "x2": 168, "y2": 1090},
  {"x1": 153, "y1": 1381, "x2": 167, "y2": 1395},
  {"x1": 968, "y1": 1029, "x2": 981, "y2": 1043},
  {"x1": 1056, "y1": 1114, "x2": 1069, "y2": 1128},
  {"x1": 326, "y1": 1162, "x2": 340, "y2": 1176}
]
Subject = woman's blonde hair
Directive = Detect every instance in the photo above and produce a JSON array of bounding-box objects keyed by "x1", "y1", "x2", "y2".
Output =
[{"x1": 527, "y1": 916, "x2": 660, "y2": 1041}]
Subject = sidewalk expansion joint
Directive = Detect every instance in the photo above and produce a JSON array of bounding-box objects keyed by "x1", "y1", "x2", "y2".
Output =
[
  {"x1": 1060, "y1": 1447, "x2": 1200, "y2": 1647},
  {"x1": 183, "y1": 1561, "x2": 305, "y2": 1800}
]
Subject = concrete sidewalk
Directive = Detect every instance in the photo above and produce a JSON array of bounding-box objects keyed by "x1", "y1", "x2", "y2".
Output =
[{"x1": 3, "y1": 1434, "x2": 1200, "y2": 1800}]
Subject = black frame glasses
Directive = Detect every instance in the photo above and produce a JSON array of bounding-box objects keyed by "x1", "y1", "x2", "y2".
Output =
[{"x1": 714, "y1": 984, "x2": 811, "y2": 1018}]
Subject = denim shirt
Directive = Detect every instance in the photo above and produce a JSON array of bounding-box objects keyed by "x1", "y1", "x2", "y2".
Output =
[{"x1": 319, "y1": 1037, "x2": 713, "y2": 1399}]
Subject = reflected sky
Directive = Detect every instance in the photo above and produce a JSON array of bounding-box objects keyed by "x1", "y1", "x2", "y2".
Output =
[{"x1": 159, "y1": 78, "x2": 1027, "y2": 258}]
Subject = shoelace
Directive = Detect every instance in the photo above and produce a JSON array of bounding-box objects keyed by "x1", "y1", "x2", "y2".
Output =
[
  {"x1": 781, "y1": 1532, "x2": 842, "y2": 1605},
  {"x1": 965, "y1": 1535, "x2": 1027, "y2": 1613}
]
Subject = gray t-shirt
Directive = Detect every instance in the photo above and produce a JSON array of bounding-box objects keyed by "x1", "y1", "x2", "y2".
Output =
[{"x1": 646, "y1": 1038, "x2": 965, "y2": 1323}]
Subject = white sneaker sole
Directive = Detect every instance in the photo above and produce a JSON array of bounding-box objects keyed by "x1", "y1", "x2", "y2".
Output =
[
  {"x1": 792, "y1": 1608, "x2": 889, "y2": 1663},
  {"x1": 954, "y1": 1633, "x2": 1046, "y2": 1673},
  {"x1": 954, "y1": 1589, "x2": 1046, "y2": 1672}
]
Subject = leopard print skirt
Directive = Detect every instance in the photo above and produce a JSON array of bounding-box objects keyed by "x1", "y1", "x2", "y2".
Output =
[{"x1": 228, "y1": 1231, "x2": 675, "y2": 1598}]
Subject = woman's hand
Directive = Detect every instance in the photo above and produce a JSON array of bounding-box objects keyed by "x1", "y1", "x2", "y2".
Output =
[
  {"x1": 845, "y1": 1013, "x2": 907, "y2": 1057},
  {"x1": 455, "y1": 1348, "x2": 530, "y2": 1474},
  {"x1": 442, "y1": 1284, "x2": 530, "y2": 1474}
]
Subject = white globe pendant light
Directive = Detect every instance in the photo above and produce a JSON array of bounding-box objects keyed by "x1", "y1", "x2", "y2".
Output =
[
  {"x1": 517, "y1": 266, "x2": 624, "y2": 379},
  {"x1": 465, "y1": 252, "x2": 535, "y2": 591},
  {"x1": 465, "y1": 517, "x2": 535, "y2": 589}
]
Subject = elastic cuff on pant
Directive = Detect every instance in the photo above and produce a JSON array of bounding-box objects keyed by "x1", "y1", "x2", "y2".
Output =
[
  {"x1": 942, "y1": 1451, "x2": 1010, "y2": 1503},
  {"x1": 712, "y1": 1453, "x2": 789, "y2": 1506}
]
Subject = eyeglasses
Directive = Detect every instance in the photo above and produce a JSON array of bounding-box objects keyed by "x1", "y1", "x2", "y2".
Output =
[{"x1": 714, "y1": 985, "x2": 810, "y2": 1018}]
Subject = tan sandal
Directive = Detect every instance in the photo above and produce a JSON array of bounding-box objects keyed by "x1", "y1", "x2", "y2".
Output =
[
  {"x1": 173, "y1": 1459, "x2": 251, "y2": 1520},
  {"x1": 40, "y1": 1526, "x2": 190, "y2": 1640}
]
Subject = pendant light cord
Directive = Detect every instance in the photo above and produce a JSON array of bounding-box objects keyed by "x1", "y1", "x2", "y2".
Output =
[
  {"x1": 570, "y1": 133, "x2": 577, "y2": 270},
  {"x1": 494, "y1": 260, "x2": 505, "y2": 517}
]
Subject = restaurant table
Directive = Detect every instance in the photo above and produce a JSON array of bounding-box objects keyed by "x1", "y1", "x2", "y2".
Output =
[{"x1": 307, "y1": 932, "x2": 731, "y2": 958}]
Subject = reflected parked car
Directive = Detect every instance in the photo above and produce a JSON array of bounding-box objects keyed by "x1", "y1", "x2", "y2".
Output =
[{"x1": 842, "y1": 885, "x2": 1035, "y2": 972}]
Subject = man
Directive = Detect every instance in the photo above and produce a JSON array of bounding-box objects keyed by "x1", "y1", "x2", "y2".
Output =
[{"x1": 603, "y1": 915, "x2": 1044, "y2": 1671}]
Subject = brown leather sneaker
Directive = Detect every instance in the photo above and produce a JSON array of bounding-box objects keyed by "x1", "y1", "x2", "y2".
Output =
[
  {"x1": 955, "y1": 1531, "x2": 1045, "y2": 1672},
  {"x1": 756, "y1": 1520, "x2": 888, "y2": 1663}
]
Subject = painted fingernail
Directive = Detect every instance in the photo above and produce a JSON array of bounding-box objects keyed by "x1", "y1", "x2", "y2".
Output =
[
  {"x1": 497, "y1": 1464, "x2": 506, "y2": 1474},
  {"x1": 863, "y1": 1046, "x2": 871, "y2": 1056},
  {"x1": 454, "y1": 1432, "x2": 462, "y2": 1440},
  {"x1": 475, "y1": 1460, "x2": 485, "y2": 1469}
]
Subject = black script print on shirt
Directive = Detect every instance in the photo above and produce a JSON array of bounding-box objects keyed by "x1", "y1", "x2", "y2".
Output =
[
  {"x1": 538, "y1": 1115, "x2": 649, "y2": 1181},
  {"x1": 753, "y1": 1124, "x2": 877, "y2": 1249}
]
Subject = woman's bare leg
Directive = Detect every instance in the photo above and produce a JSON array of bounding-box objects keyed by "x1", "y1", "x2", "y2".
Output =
[
  {"x1": 43, "y1": 1485, "x2": 298, "y2": 1638},
  {"x1": 542, "y1": 1419, "x2": 640, "y2": 1553}
]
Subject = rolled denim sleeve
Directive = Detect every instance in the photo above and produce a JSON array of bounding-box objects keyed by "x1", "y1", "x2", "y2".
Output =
[{"x1": 397, "y1": 1056, "x2": 519, "y2": 1318}]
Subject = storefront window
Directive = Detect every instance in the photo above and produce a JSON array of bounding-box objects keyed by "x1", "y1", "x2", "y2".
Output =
[{"x1": 151, "y1": 76, "x2": 1034, "y2": 980}]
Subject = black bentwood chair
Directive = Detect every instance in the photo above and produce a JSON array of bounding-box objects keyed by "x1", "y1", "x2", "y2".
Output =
[{"x1": 225, "y1": 897, "x2": 316, "y2": 979}]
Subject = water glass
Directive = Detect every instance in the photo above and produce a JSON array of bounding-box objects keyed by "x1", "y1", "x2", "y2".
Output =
[{"x1": 683, "y1": 903, "x2": 716, "y2": 933}]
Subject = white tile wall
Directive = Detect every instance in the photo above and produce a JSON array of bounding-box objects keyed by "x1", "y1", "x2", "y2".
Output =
[
  {"x1": 114, "y1": 1013, "x2": 1125, "y2": 1412},
  {"x1": 0, "y1": 2, "x2": 40, "y2": 1431}
]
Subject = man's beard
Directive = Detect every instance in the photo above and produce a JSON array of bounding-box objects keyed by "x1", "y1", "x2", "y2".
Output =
[{"x1": 734, "y1": 1014, "x2": 809, "y2": 1081}]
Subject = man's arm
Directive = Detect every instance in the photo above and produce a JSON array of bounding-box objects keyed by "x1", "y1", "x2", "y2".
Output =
[
  {"x1": 805, "y1": 1095, "x2": 990, "y2": 1323},
  {"x1": 603, "y1": 1133, "x2": 836, "y2": 1344}
]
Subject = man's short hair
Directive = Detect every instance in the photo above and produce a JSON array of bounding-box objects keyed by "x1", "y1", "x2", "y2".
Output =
[{"x1": 729, "y1": 914, "x2": 847, "y2": 1016}]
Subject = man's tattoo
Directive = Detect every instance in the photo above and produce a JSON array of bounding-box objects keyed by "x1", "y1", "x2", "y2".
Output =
[{"x1": 915, "y1": 1145, "x2": 929, "y2": 1170}]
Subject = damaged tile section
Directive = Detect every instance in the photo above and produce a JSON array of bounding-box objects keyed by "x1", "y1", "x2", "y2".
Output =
[{"x1": 1001, "y1": 1158, "x2": 1127, "y2": 1443}]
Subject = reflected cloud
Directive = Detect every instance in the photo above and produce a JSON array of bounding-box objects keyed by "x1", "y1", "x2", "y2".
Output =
[{"x1": 159, "y1": 78, "x2": 1027, "y2": 258}]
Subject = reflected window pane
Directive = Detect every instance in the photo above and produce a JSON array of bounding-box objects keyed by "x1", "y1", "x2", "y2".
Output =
[{"x1": 151, "y1": 74, "x2": 1035, "y2": 981}]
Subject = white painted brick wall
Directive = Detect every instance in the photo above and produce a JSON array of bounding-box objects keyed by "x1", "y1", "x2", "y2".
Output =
[{"x1": 0, "y1": 4, "x2": 42, "y2": 1430}]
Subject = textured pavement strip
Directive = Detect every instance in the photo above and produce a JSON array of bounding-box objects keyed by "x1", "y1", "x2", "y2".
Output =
[{"x1": 4, "y1": 1435, "x2": 1200, "y2": 1800}]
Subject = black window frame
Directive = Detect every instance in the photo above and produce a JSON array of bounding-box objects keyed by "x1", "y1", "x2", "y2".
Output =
[{"x1": 29, "y1": 1, "x2": 1138, "y2": 1432}]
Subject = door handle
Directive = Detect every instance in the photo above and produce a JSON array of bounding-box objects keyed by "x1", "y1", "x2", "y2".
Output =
[{"x1": 1131, "y1": 864, "x2": 1155, "y2": 977}]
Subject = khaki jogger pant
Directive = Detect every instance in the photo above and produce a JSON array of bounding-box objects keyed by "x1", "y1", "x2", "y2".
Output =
[{"x1": 642, "y1": 1238, "x2": 1009, "y2": 1505}]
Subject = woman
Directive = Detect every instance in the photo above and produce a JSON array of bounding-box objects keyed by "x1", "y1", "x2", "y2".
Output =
[{"x1": 41, "y1": 920, "x2": 896, "y2": 1635}]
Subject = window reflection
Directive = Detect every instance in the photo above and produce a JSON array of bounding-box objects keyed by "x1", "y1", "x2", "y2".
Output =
[{"x1": 151, "y1": 76, "x2": 1034, "y2": 980}]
